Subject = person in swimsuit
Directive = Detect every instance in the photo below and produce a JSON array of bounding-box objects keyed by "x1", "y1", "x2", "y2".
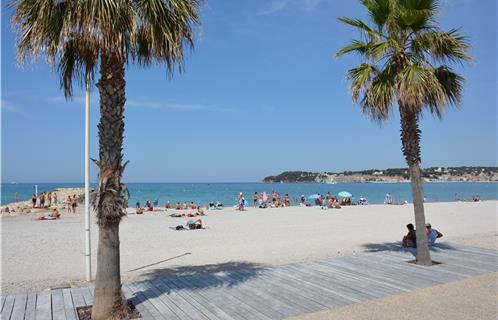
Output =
[{"x1": 32, "y1": 194, "x2": 37, "y2": 208}]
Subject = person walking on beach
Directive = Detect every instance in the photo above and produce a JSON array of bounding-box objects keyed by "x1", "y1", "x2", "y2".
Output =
[
  {"x1": 31, "y1": 193, "x2": 37, "y2": 208},
  {"x1": 67, "y1": 196, "x2": 72, "y2": 213},
  {"x1": 71, "y1": 195, "x2": 77, "y2": 213},
  {"x1": 53, "y1": 192, "x2": 58, "y2": 205},
  {"x1": 40, "y1": 192, "x2": 46, "y2": 208},
  {"x1": 252, "y1": 192, "x2": 258, "y2": 207},
  {"x1": 238, "y1": 192, "x2": 245, "y2": 211},
  {"x1": 384, "y1": 193, "x2": 393, "y2": 205},
  {"x1": 47, "y1": 192, "x2": 52, "y2": 207},
  {"x1": 262, "y1": 192, "x2": 268, "y2": 205}
]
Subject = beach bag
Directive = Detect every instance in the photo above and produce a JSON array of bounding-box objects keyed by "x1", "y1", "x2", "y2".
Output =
[{"x1": 176, "y1": 225, "x2": 184, "y2": 230}]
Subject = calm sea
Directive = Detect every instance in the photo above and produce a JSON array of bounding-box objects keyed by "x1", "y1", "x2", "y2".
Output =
[{"x1": 1, "y1": 182, "x2": 497, "y2": 207}]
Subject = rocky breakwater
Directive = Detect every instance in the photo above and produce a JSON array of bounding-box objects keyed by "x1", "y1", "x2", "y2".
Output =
[{"x1": 0, "y1": 188, "x2": 87, "y2": 217}]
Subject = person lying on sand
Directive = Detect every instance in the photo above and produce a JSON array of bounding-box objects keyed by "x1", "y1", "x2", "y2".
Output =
[
  {"x1": 187, "y1": 219, "x2": 204, "y2": 230},
  {"x1": 197, "y1": 207, "x2": 206, "y2": 216},
  {"x1": 37, "y1": 208, "x2": 61, "y2": 220}
]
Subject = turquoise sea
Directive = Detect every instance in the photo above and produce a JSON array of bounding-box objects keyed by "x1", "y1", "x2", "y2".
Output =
[{"x1": 1, "y1": 182, "x2": 497, "y2": 207}]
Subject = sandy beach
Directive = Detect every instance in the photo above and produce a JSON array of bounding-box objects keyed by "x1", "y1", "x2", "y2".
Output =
[{"x1": 1, "y1": 201, "x2": 497, "y2": 294}]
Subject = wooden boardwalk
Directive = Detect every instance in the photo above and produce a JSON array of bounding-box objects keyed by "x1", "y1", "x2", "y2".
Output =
[{"x1": 1, "y1": 244, "x2": 496, "y2": 320}]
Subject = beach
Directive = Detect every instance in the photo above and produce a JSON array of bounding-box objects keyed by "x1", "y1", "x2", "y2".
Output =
[{"x1": 1, "y1": 201, "x2": 497, "y2": 294}]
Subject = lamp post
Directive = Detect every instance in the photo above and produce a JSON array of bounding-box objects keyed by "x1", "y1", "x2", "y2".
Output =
[{"x1": 85, "y1": 75, "x2": 92, "y2": 281}]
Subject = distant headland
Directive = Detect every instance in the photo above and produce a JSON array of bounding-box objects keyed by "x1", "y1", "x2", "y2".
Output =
[{"x1": 262, "y1": 167, "x2": 498, "y2": 183}]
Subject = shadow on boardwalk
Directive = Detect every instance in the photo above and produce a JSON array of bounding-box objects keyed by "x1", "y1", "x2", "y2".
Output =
[
  {"x1": 130, "y1": 261, "x2": 266, "y2": 301},
  {"x1": 361, "y1": 241, "x2": 458, "y2": 257}
]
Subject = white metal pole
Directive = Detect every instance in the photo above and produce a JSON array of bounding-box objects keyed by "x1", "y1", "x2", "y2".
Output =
[
  {"x1": 35, "y1": 185, "x2": 38, "y2": 197},
  {"x1": 85, "y1": 76, "x2": 92, "y2": 282}
]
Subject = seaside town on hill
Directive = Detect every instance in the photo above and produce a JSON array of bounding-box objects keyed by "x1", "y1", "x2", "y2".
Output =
[{"x1": 263, "y1": 166, "x2": 498, "y2": 183}]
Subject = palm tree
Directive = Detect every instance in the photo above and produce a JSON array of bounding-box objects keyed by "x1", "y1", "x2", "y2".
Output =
[
  {"x1": 337, "y1": 0, "x2": 470, "y2": 265},
  {"x1": 12, "y1": 0, "x2": 201, "y2": 318}
]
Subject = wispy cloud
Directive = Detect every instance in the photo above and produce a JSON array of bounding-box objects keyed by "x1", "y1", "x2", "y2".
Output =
[
  {"x1": 127, "y1": 100, "x2": 238, "y2": 113},
  {"x1": 256, "y1": 1, "x2": 288, "y2": 16},
  {"x1": 48, "y1": 95, "x2": 238, "y2": 113},
  {"x1": 0, "y1": 100, "x2": 27, "y2": 116},
  {"x1": 255, "y1": 0, "x2": 324, "y2": 16}
]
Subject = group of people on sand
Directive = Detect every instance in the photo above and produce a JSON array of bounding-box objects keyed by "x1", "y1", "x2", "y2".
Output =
[
  {"x1": 31, "y1": 192, "x2": 58, "y2": 208},
  {"x1": 402, "y1": 222, "x2": 443, "y2": 248}
]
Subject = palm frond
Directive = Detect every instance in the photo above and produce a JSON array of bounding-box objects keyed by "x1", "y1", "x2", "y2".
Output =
[
  {"x1": 411, "y1": 29, "x2": 471, "y2": 64},
  {"x1": 347, "y1": 63, "x2": 378, "y2": 101},
  {"x1": 423, "y1": 66, "x2": 464, "y2": 118},
  {"x1": 336, "y1": 40, "x2": 369, "y2": 57},
  {"x1": 361, "y1": 66, "x2": 396, "y2": 122},
  {"x1": 337, "y1": 17, "x2": 382, "y2": 40}
]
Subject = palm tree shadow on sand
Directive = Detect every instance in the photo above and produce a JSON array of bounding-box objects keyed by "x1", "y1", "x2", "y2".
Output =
[
  {"x1": 127, "y1": 260, "x2": 267, "y2": 302},
  {"x1": 361, "y1": 242, "x2": 458, "y2": 258}
]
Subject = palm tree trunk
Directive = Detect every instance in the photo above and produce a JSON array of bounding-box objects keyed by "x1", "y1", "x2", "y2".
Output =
[
  {"x1": 91, "y1": 52, "x2": 128, "y2": 320},
  {"x1": 399, "y1": 108, "x2": 432, "y2": 266}
]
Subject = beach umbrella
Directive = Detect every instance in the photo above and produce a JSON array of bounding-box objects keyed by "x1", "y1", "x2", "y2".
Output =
[
  {"x1": 338, "y1": 191, "x2": 352, "y2": 198},
  {"x1": 308, "y1": 194, "x2": 320, "y2": 200}
]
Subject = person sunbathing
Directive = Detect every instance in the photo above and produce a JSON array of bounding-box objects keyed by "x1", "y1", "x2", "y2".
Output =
[
  {"x1": 176, "y1": 202, "x2": 182, "y2": 210},
  {"x1": 187, "y1": 219, "x2": 204, "y2": 230},
  {"x1": 38, "y1": 208, "x2": 60, "y2": 220},
  {"x1": 190, "y1": 202, "x2": 197, "y2": 209},
  {"x1": 197, "y1": 207, "x2": 206, "y2": 216}
]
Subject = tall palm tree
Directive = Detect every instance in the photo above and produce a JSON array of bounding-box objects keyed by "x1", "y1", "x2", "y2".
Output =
[
  {"x1": 12, "y1": 0, "x2": 201, "y2": 318},
  {"x1": 337, "y1": 0, "x2": 470, "y2": 265}
]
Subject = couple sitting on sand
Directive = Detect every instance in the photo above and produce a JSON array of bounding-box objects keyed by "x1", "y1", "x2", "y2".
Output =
[{"x1": 402, "y1": 223, "x2": 443, "y2": 248}]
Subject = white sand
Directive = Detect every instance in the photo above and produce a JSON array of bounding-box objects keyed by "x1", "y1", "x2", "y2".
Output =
[{"x1": 1, "y1": 201, "x2": 497, "y2": 294}]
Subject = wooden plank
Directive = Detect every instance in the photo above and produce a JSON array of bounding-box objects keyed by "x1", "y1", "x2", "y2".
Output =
[
  {"x1": 127, "y1": 281, "x2": 166, "y2": 320},
  {"x1": 154, "y1": 278, "x2": 213, "y2": 320},
  {"x1": 262, "y1": 267, "x2": 362, "y2": 308},
  {"x1": 299, "y1": 261, "x2": 402, "y2": 298},
  {"x1": 52, "y1": 289, "x2": 67, "y2": 320},
  {"x1": 374, "y1": 252, "x2": 487, "y2": 278},
  {"x1": 35, "y1": 291, "x2": 52, "y2": 320},
  {"x1": 81, "y1": 287, "x2": 93, "y2": 306},
  {"x1": 62, "y1": 288, "x2": 77, "y2": 320},
  {"x1": 70, "y1": 288, "x2": 87, "y2": 308},
  {"x1": 234, "y1": 269, "x2": 328, "y2": 313},
  {"x1": 0, "y1": 295, "x2": 15, "y2": 320},
  {"x1": 197, "y1": 272, "x2": 290, "y2": 319},
  {"x1": 10, "y1": 293, "x2": 28, "y2": 320},
  {"x1": 23, "y1": 293, "x2": 37, "y2": 320},
  {"x1": 175, "y1": 274, "x2": 265, "y2": 320},
  {"x1": 122, "y1": 283, "x2": 155, "y2": 320},
  {"x1": 322, "y1": 259, "x2": 416, "y2": 292},
  {"x1": 134, "y1": 280, "x2": 182, "y2": 320},
  {"x1": 0, "y1": 296, "x2": 5, "y2": 313},
  {"x1": 281, "y1": 264, "x2": 376, "y2": 302},
  {"x1": 168, "y1": 277, "x2": 237, "y2": 320},
  {"x1": 341, "y1": 255, "x2": 447, "y2": 287},
  {"x1": 174, "y1": 274, "x2": 265, "y2": 320}
]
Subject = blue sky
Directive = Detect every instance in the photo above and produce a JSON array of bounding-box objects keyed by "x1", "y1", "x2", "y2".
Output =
[{"x1": 1, "y1": 0, "x2": 497, "y2": 183}]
